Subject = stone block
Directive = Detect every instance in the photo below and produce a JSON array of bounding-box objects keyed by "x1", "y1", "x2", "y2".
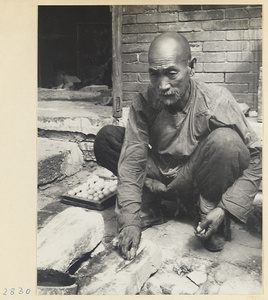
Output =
[
  {"x1": 122, "y1": 14, "x2": 136, "y2": 24},
  {"x1": 202, "y1": 19, "x2": 248, "y2": 31},
  {"x1": 139, "y1": 53, "x2": 148, "y2": 63},
  {"x1": 77, "y1": 239, "x2": 162, "y2": 295},
  {"x1": 123, "y1": 92, "x2": 138, "y2": 102},
  {"x1": 179, "y1": 10, "x2": 223, "y2": 21},
  {"x1": 194, "y1": 73, "x2": 224, "y2": 83},
  {"x1": 227, "y1": 51, "x2": 261, "y2": 62},
  {"x1": 122, "y1": 43, "x2": 150, "y2": 53},
  {"x1": 203, "y1": 41, "x2": 249, "y2": 52},
  {"x1": 249, "y1": 18, "x2": 262, "y2": 29},
  {"x1": 137, "y1": 13, "x2": 177, "y2": 23},
  {"x1": 122, "y1": 53, "x2": 138, "y2": 63},
  {"x1": 158, "y1": 22, "x2": 201, "y2": 32},
  {"x1": 192, "y1": 52, "x2": 225, "y2": 63},
  {"x1": 249, "y1": 40, "x2": 262, "y2": 52},
  {"x1": 183, "y1": 31, "x2": 225, "y2": 42},
  {"x1": 226, "y1": 29, "x2": 262, "y2": 40},
  {"x1": 225, "y1": 8, "x2": 249, "y2": 19},
  {"x1": 137, "y1": 33, "x2": 157, "y2": 43},
  {"x1": 123, "y1": 24, "x2": 158, "y2": 34},
  {"x1": 123, "y1": 63, "x2": 149, "y2": 73},
  {"x1": 38, "y1": 138, "x2": 84, "y2": 185},
  {"x1": 158, "y1": 5, "x2": 179, "y2": 12},
  {"x1": 248, "y1": 7, "x2": 262, "y2": 18},
  {"x1": 123, "y1": 5, "x2": 157, "y2": 14},
  {"x1": 38, "y1": 207, "x2": 104, "y2": 272},
  {"x1": 204, "y1": 62, "x2": 250, "y2": 73},
  {"x1": 225, "y1": 72, "x2": 255, "y2": 84},
  {"x1": 138, "y1": 73, "x2": 150, "y2": 82},
  {"x1": 122, "y1": 73, "x2": 138, "y2": 82},
  {"x1": 122, "y1": 34, "x2": 137, "y2": 43}
]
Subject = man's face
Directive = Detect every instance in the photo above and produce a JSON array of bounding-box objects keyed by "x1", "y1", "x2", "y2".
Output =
[{"x1": 149, "y1": 51, "x2": 191, "y2": 107}]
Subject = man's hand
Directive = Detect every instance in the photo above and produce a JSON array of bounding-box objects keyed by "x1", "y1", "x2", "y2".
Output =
[
  {"x1": 195, "y1": 207, "x2": 225, "y2": 240},
  {"x1": 118, "y1": 226, "x2": 141, "y2": 260},
  {"x1": 144, "y1": 178, "x2": 167, "y2": 194}
]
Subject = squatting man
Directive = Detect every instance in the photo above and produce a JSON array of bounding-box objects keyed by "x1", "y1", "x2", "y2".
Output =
[{"x1": 94, "y1": 32, "x2": 262, "y2": 259}]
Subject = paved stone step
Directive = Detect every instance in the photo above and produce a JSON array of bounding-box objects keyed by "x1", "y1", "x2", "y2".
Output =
[{"x1": 38, "y1": 137, "x2": 84, "y2": 185}]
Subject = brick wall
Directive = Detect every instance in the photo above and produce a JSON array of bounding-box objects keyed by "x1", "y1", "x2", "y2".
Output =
[{"x1": 121, "y1": 5, "x2": 262, "y2": 110}]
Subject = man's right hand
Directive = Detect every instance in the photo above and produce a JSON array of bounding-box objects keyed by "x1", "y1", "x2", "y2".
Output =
[{"x1": 118, "y1": 226, "x2": 141, "y2": 260}]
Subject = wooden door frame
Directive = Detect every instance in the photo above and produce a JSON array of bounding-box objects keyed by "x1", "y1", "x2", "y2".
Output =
[{"x1": 111, "y1": 5, "x2": 123, "y2": 119}]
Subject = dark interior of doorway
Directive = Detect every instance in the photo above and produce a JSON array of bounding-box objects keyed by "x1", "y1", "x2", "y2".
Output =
[{"x1": 38, "y1": 6, "x2": 112, "y2": 88}]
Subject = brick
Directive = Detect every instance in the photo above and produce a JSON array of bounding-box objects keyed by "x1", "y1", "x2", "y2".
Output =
[
  {"x1": 122, "y1": 43, "x2": 150, "y2": 53},
  {"x1": 123, "y1": 82, "x2": 148, "y2": 92},
  {"x1": 158, "y1": 5, "x2": 179, "y2": 12},
  {"x1": 123, "y1": 63, "x2": 149, "y2": 73},
  {"x1": 247, "y1": 7, "x2": 262, "y2": 18},
  {"x1": 122, "y1": 73, "x2": 138, "y2": 82},
  {"x1": 204, "y1": 62, "x2": 250, "y2": 73},
  {"x1": 77, "y1": 239, "x2": 162, "y2": 295},
  {"x1": 123, "y1": 24, "x2": 158, "y2": 34},
  {"x1": 221, "y1": 84, "x2": 249, "y2": 93},
  {"x1": 194, "y1": 63, "x2": 203, "y2": 73},
  {"x1": 190, "y1": 42, "x2": 202, "y2": 52},
  {"x1": 122, "y1": 5, "x2": 157, "y2": 14},
  {"x1": 137, "y1": 13, "x2": 177, "y2": 24},
  {"x1": 122, "y1": 14, "x2": 136, "y2": 25},
  {"x1": 202, "y1": 5, "x2": 247, "y2": 10},
  {"x1": 179, "y1": 10, "x2": 223, "y2": 21},
  {"x1": 249, "y1": 40, "x2": 262, "y2": 52},
  {"x1": 123, "y1": 92, "x2": 139, "y2": 102},
  {"x1": 225, "y1": 73, "x2": 255, "y2": 83},
  {"x1": 122, "y1": 53, "x2": 138, "y2": 63},
  {"x1": 202, "y1": 19, "x2": 248, "y2": 31},
  {"x1": 38, "y1": 208, "x2": 104, "y2": 272},
  {"x1": 139, "y1": 53, "x2": 148, "y2": 63},
  {"x1": 249, "y1": 76, "x2": 259, "y2": 93},
  {"x1": 227, "y1": 52, "x2": 262, "y2": 62},
  {"x1": 194, "y1": 73, "x2": 224, "y2": 83},
  {"x1": 138, "y1": 73, "x2": 150, "y2": 82},
  {"x1": 249, "y1": 18, "x2": 262, "y2": 29},
  {"x1": 226, "y1": 29, "x2": 262, "y2": 40},
  {"x1": 182, "y1": 31, "x2": 225, "y2": 42},
  {"x1": 203, "y1": 41, "x2": 248, "y2": 52},
  {"x1": 251, "y1": 62, "x2": 262, "y2": 73},
  {"x1": 178, "y1": 5, "x2": 202, "y2": 11},
  {"x1": 159, "y1": 22, "x2": 202, "y2": 32},
  {"x1": 122, "y1": 34, "x2": 137, "y2": 43},
  {"x1": 225, "y1": 8, "x2": 249, "y2": 19},
  {"x1": 138, "y1": 33, "x2": 157, "y2": 43},
  {"x1": 192, "y1": 52, "x2": 225, "y2": 63}
]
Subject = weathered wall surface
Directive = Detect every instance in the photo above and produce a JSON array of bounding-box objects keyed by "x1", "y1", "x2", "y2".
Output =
[{"x1": 121, "y1": 5, "x2": 262, "y2": 110}]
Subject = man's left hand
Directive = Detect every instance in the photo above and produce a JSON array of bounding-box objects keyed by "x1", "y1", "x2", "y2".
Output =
[{"x1": 195, "y1": 207, "x2": 225, "y2": 240}]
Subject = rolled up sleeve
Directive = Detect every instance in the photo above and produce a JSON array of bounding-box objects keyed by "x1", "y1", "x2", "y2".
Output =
[{"x1": 115, "y1": 95, "x2": 150, "y2": 231}]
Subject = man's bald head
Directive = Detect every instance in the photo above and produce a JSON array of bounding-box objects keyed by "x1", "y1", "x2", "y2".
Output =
[{"x1": 148, "y1": 32, "x2": 191, "y2": 64}]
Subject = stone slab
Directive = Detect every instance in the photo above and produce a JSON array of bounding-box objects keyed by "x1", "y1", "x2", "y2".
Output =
[
  {"x1": 38, "y1": 137, "x2": 84, "y2": 185},
  {"x1": 77, "y1": 239, "x2": 162, "y2": 295},
  {"x1": 38, "y1": 207, "x2": 104, "y2": 272}
]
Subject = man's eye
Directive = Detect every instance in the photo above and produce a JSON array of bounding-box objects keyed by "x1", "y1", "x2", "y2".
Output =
[{"x1": 169, "y1": 71, "x2": 178, "y2": 75}]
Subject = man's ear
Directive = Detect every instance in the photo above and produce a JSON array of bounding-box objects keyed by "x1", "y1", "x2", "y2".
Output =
[{"x1": 189, "y1": 58, "x2": 196, "y2": 76}]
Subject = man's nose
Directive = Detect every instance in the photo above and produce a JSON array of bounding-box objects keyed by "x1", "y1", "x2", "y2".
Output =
[{"x1": 159, "y1": 77, "x2": 171, "y2": 92}]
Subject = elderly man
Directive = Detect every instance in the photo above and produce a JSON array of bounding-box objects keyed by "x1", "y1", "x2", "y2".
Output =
[{"x1": 94, "y1": 32, "x2": 262, "y2": 259}]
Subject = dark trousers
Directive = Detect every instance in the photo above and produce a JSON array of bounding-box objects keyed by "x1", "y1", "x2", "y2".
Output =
[{"x1": 94, "y1": 125, "x2": 250, "y2": 213}]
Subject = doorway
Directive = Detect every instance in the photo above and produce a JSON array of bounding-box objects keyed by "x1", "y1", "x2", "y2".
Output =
[{"x1": 38, "y1": 6, "x2": 112, "y2": 88}]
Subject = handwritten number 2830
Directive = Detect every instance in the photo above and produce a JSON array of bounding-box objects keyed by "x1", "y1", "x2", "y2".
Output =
[{"x1": 3, "y1": 288, "x2": 31, "y2": 295}]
